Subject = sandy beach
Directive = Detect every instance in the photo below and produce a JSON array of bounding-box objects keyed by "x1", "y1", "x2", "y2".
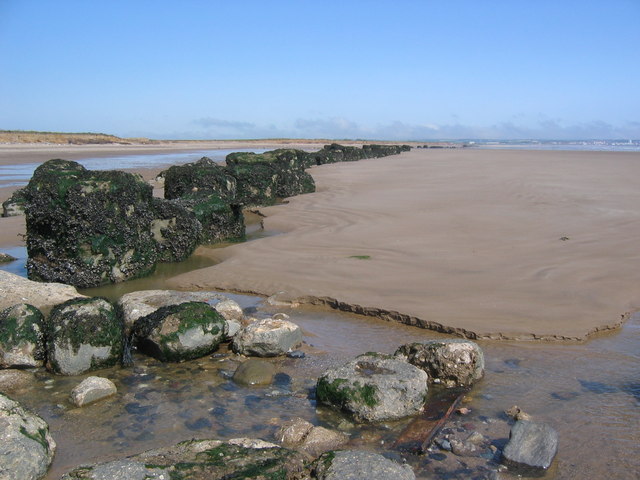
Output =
[{"x1": 1, "y1": 144, "x2": 639, "y2": 340}]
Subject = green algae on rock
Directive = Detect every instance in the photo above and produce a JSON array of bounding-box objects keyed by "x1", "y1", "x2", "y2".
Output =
[{"x1": 0, "y1": 303, "x2": 45, "y2": 368}]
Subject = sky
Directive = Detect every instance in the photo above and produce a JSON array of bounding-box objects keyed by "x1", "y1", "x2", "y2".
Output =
[{"x1": 1, "y1": 1, "x2": 639, "y2": 141}]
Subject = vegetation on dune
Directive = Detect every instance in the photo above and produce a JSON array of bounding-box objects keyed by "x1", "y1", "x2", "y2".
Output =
[{"x1": 0, "y1": 130, "x2": 155, "y2": 145}]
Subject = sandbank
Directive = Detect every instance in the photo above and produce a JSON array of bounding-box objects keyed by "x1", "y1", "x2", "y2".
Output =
[{"x1": 166, "y1": 148, "x2": 640, "y2": 340}]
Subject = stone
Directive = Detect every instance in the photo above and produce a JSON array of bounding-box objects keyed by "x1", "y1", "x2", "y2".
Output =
[
  {"x1": 0, "y1": 253, "x2": 17, "y2": 263},
  {"x1": 395, "y1": 339, "x2": 485, "y2": 387},
  {"x1": 232, "y1": 318, "x2": 303, "y2": 357},
  {"x1": 312, "y1": 450, "x2": 415, "y2": 480},
  {"x1": 163, "y1": 157, "x2": 237, "y2": 202},
  {"x1": 501, "y1": 420, "x2": 558, "y2": 473},
  {"x1": 232, "y1": 358, "x2": 276, "y2": 386},
  {"x1": 225, "y1": 319, "x2": 242, "y2": 339},
  {"x1": 214, "y1": 299, "x2": 244, "y2": 321},
  {"x1": 149, "y1": 197, "x2": 202, "y2": 262},
  {"x1": 2, "y1": 187, "x2": 27, "y2": 217},
  {"x1": 0, "y1": 393, "x2": 56, "y2": 480},
  {"x1": 70, "y1": 376, "x2": 117, "y2": 407},
  {"x1": 276, "y1": 417, "x2": 314, "y2": 446},
  {"x1": 0, "y1": 303, "x2": 45, "y2": 368},
  {"x1": 300, "y1": 426, "x2": 349, "y2": 457},
  {"x1": 118, "y1": 290, "x2": 229, "y2": 334},
  {"x1": 0, "y1": 369, "x2": 33, "y2": 394},
  {"x1": 24, "y1": 159, "x2": 159, "y2": 287},
  {"x1": 172, "y1": 192, "x2": 245, "y2": 243},
  {"x1": 316, "y1": 353, "x2": 429, "y2": 422},
  {"x1": 0, "y1": 270, "x2": 86, "y2": 315},
  {"x1": 131, "y1": 301, "x2": 227, "y2": 362},
  {"x1": 60, "y1": 438, "x2": 307, "y2": 480},
  {"x1": 46, "y1": 297, "x2": 123, "y2": 375},
  {"x1": 505, "y1": 405, "x2": 532, "y2": 421}
]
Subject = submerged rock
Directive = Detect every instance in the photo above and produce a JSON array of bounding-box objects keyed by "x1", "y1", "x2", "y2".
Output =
[
  {"x1": 501, "y1": 420, "x2": 558, "y2": 473},
  {"x1": 70, "y1": 376, "x2": 117, "y2": 407},
  {"x1": 232, "y1": 358, "x2": 276, "y2": 386},
  {"x1": 277, "y1": 418, "x2": 349, "y2": 458},
  {"x1": 0, "y1": 303, "x2": 45, "y2": 368},
  {"x1": 312, "y1": 449, "x2": 415, "y2": 480},
  {"x1": 395, "y1": 339, "x2": 485, "y2": 387},
  {"x1": 46, "y1": 297, "x2": 123, "y2": 375},
  {"x1": 0, "y1": 369, "x2": 33, "y2": 394},
  {"x1": 0, "y1": 393, "x2": 56, "y2": 480},
  {"x1": 59, "y1": 438, "x2": 308, "y2": 480},
  {"x1": 131, "y1": 301, "x2": 227, "y2": 362},
  {"x1": 232, "y1": 317, "x2": 303, "y2": 357},
  {"x1": 316, "y1": 353, "x2": 429, "y2": 422}
]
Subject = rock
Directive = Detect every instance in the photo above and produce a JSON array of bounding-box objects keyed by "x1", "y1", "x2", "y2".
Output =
[
  {"x1": 0, "y1": 303, "x2": 45, "y2": 368},
  {"x1": 0, "y1": 393, "x2": 56, "y2": 480},
  {"x1": 172, "y1": 192, "x2": 245, "y2": 243},
  {"x1": 2, "y1": 187, "x2": 27, "y2": 217},
  {"x1": 505, "y1": 405, "x2": 532, "y2": 421},
  {"x1": 24, "y1": 159, "x2": 159, "y2": 287},
  {"x1": 0, "y1": 253, "x2": 17, "y2": 263},
  {"x1": 46, "y1": 297, "x2": 123, "y2": 375},
  {"x1": 214, "y1": 299, "x2": 244, "y2": 321},
  {"x1": 312, "y1": 450, "x2": 415, "y2": 480},
  {"x1": 287, "y1": 350, "x2": 306, "y2": 359},
  {"x1": 0, "y1": 270, "x2": 86, "y2": 315},
  {"x1": 132, "y1": 302, "x2": 227, "y2": 362},
  {"x1": 232, "y1": 318, "x2": 303, "y2": 357},
  {"x1": 225, "y1": 319, "x2": 242, "y2": 339},
  {"x1": 307, "y1": 143, "x2": 410, "y2": 166},
  {"x1": 163, "y1": 157, "x2": 237, "y2": 202},
  {"x1": 118, "y1": 290, "x2": 229, "y2": 334},
  {"x1": 0, "y1": 369, "x2": 33, "y2": 393},
  {"x1": 276, "y1": 417, "x2": 349, "y2": 457},
  {"x1": 232, "y1": 358, "x2": 276, "y2": 386},
  {"x1": 316, "y1": 353, "x2": 429, "y2": 422},
  {"x1": 395, "y1": 339, "x2": 485, "y2": 387},
  {"x1": 60, "y1": 438, "x2": 307, "y2": 480},
  {"x1": 501, "y1": 420, "x2": 558, "y2": 473},
  {"x1": 70, "y1": 376, "x2": 117, "y2": 407},
  {"x1": 450, "y1": 438, "x2": 479, "y2": 457},
  {"x1": 149, "y1": 197, "x2": 202, "y2": 262}
]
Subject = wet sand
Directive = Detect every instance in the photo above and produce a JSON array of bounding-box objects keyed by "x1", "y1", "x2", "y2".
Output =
[
  {"x1": 167, "y1": 148, "x2": 640, "y2": 340},
  {"x1": 2, "y1": 145, "x2": 639, "y2": 340}
]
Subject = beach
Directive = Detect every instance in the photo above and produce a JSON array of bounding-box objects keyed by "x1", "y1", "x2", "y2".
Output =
[{"x1": 1, "y1": 144, "x2": 639, "y2": 340}]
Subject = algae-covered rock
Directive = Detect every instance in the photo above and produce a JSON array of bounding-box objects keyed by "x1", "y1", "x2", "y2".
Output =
[
  {"x1": 308, "y1": 143, "x2": 410, "y2": 165},
  {"x1": 60, "y1": 438, "x2": 308, "y2": 480},
  {"x1": 163, "y1": 157, "x2": 237, "y2": 201},
  {"x1": 173, "y1": 192, "x2": 245, "y2": 243},
  {"x1": 132, "y1": 301, "x2": 227, "y2": 362},
  {"x1": 0, "y1": 393, "x2": 56, "y2": 480},
  {"x1": 395, "y1": 339, "x2": 485, "y2": 387},
  {"x1": 0, "y1": 303, "x2": 45, "y2": 368},
  {"x1": 2, "y1": 187, "x2": 28, "y2": 217},
  {"x1": 316, "y1": 353, "x2": 428, "y2": 422},
  {"x1": 46, "y1": 297, "x2": 123, "y2": 375},
  {"x1": 149, "y1": 197, "x2": 202, "y2": 262},
  {"x1": 24, "y1": 159, "x2": 158, "y2": 287}
]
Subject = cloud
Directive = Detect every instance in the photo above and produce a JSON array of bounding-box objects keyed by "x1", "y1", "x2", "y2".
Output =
[{"x1": 192, "y1": 117, "x2": 257, "y2": 131}]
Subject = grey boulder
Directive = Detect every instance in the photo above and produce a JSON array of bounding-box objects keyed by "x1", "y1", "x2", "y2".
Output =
[
  {"x1": 70, "y1": 376, "x2": 117, "y2": 407},
  {"x1": 316, "y1": 353, "x2": 428, "y2": 422},
  {"x1": 0, "y1": 393, "x2": 56, "y2": 480},
  {"x1": 502, "y1": 420, "x2": 558, "y2": 473},
  {"x1": 232, "y1": 317, "x2": 302, "y2": 357},
  {"x1": 313, "y1": 450, "x2": 415, "y2": 480}
]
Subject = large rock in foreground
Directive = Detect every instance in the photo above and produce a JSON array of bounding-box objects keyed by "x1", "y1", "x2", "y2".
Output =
[
  {"x1": 0, "y1": 270, "x2": 85, "y2": 314},
  {"x1": 232, "y1": 318, "x2": 303, "y2": 357},
  {"x1": 0, "y1": 304, "x2": 45, "y2": 368},
  {"x1": 395, "y1": 339, "x2": 485, "y2": 387},
  {"x1": 316, "y1": 353, "x2": 428, "y2": 422},
  {"x1": 60, "y1": 438, "x2": 307, "y2": 480},
  {"x1": 46, "y1": 297, "x2": 123, "y2": 375},
  {"x1": 131, "y1": 302, "x2": 227, "y2": 362},
  {"x1": 501, "y1": 420, "x2": 559, "y2": 473},
  {"x1": 0, "y1": 393, "x2": 56, "y2": 480},
  {"x1": 312, "y1": 450, "x2": 415, "y2": 480}
]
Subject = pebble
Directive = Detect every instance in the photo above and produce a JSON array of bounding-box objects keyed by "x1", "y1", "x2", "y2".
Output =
[{"x1": 286, "y1": 350, "x2": 305, "y2": 359}]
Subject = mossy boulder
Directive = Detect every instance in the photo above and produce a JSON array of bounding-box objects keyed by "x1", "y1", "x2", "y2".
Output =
[
  {"x1": 46, "y1": 297, "x2": 123, "y2": 375},
  {"x1": 24, "y1": 159, "x2": 158, "y2": 287},
  {"x1": 0, "y1": 303, "x2": 45, "y2": 368},
  {"x1": 173, "y1": 192, "x2": 245, "y2": 243},
  {"x1": 60, "y1": 438, "x2": 308, "y2": 480},
  {"x1": 131, "y1": 302, "x2": 227, "y2": 362},
  {"x1": 394, "y1": 339, "x2": 485, "y2": 387},
  {"x1": 308, "y1": 143, "x2": 410, "y2": 165},
  {"x1": 149, "y1": 197, "x2": 202, "y2": 262},
  {"x1": 225, "y1": 160, "x2": 280, "y2": 207},
  {"x1": 316, "y1": 352, "x2": 428, "y2": 422},
  {"x1": 0, "y1": 393, "x2": 56, "y2": 480},
  {"x1": 163, "y1": 157, "x2": 237, "y2": 201}
]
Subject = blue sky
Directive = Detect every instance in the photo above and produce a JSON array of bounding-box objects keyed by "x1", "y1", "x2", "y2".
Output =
[{"x1": 1, "y1": 1, "x2": 638, "y2": 140}]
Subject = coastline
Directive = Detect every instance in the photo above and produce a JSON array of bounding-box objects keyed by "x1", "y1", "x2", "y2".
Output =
[{"x1": 1, "y1": 144, "x2": 639, "y2": 341}]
